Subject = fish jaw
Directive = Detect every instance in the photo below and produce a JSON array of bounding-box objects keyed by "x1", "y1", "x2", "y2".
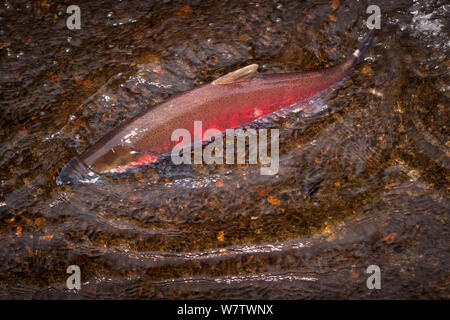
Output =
[
  {"x1": 56, "y1": 153, "x2": 159, "y2": 184},
  {"x1": 56, "y1": 157, "x2": 100, "y2": 185}
]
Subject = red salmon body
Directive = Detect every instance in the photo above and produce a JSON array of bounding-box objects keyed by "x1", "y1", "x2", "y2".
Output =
[{"x1": 57, "y1": 34, "x2": 374, "y2": 184}]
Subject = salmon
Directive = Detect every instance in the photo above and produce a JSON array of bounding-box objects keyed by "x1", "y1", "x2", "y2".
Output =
[{"x1": 57, "y1": 34, "x2": 374, "y2": 185}]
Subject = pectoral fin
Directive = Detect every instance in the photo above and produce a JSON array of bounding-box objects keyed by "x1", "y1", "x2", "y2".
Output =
[{"x1": 213, "y1": 64, "x2": 260, "y2": 85}]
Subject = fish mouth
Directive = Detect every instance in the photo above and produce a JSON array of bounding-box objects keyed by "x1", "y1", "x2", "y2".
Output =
[{"x1": 56, "y1": 158, "x2": 99, "y2": 185}]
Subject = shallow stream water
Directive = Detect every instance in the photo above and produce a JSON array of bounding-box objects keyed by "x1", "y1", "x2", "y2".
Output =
[{"x1": 0, "y1": 0, "x2": 448, "y2": 298}]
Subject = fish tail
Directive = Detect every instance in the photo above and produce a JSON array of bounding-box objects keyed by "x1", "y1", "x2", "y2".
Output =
[
  {"x1": 351, "y1": 31, "x2": 376, "y2": 65},
  {"x1": 56, "y1": 157, "x2": 99, "y2": 185}
]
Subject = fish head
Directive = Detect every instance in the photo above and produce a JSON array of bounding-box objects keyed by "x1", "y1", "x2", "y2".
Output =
[{"x1": 56, "y1": 157, "x2": 100, "y2": 185}]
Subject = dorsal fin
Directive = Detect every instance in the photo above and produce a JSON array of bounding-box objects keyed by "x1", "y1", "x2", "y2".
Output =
[{"x1": 212, "y1": 64, "x2": 260, "y2": 85}]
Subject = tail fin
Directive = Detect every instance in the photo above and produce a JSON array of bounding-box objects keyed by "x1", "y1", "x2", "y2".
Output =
[{"x1": 352, "y1": 32, "x2": 376, "y2": 64}]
